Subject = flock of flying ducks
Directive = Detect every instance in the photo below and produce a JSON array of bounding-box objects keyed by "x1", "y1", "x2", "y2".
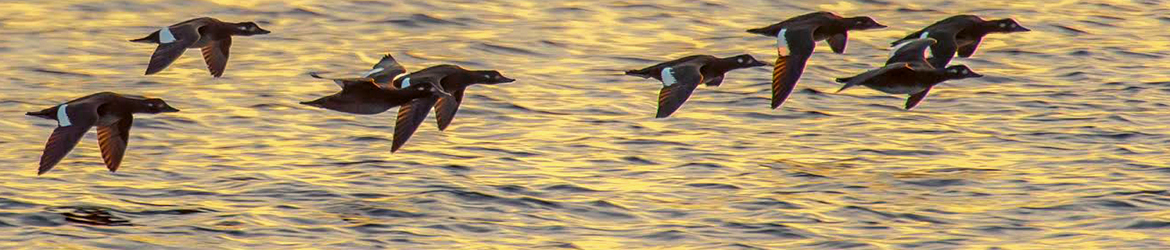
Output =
[
  {"x1": 628, "y1": 12, "x2": 1028, "y2": 117},
  {"x1": 25, "y1": 12, "x2": 1028, "y2": 175}
]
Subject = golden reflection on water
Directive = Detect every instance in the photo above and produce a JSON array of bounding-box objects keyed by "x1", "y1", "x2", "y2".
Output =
[{"x1": 0, "y1": 0, "x2": 1169, "y2": 248}]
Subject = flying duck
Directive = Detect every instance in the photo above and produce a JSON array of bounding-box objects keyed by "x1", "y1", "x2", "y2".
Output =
[
  {"x1": 747, "y1": 11, "x2": 887, "y2": 109},
  {"x1": 301, "y1": 54, "x2": 452, "y2": 114},
  {"x1": 131, "y1": 17, "x2": 270, "y2": 77},
  {"x1": 392, "y1": 65, "x2": 514, "y2": 153},
  {"x1": 625, "y1": 54, "x2": 768, "y2": 118},
  {"x1": 891, "y1": 15, "x2": 1030, "y2": 68},
  {"x1": 26, "y1": 92, "x2": 180, "y2": 175},
  {"x1": 836, "y1": 38, "x2": 984, "y2": 110}
]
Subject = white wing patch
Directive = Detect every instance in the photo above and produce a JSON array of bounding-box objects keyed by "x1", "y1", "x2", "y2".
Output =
[
  {"x1": 361, "y1": 67, "x2": 385, "y2": 78},
  {"x1": 890, "y1": 40, "x2": 913, "y2": 57},
  {"x1": 401, "y1": 77, "x2": 412, "y2": 88},
  {"x1": 661, "y1": 67, "x2": 677, "y2": 87},
  {"x1": 776, "y1": 28, "x2": 789, "y2": 56},
  {"x1": 891, "y1": 34, "x2": 933, "y2": 58},
  {"x1": 56, "y1": 104, "x2": 72, "y2": 127},
  {"x1": 920, "y1": 31, "x2": 933, "y2": 59},
  {"x1": 159, "y1": 27, "x2": 176, "y2": 44}
]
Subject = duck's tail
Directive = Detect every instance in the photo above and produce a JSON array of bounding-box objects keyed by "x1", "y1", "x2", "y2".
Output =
[
  {"x1": 835, "y1": 77, "x2": 861, "y2": 93},
  {"x1": 129, "y1": 31, "x2": 159, "y2": 43},
  {"x1": 26, "y1": 108, "x2": 54, "y2": 120},
  {"x1": 299, "y1": 98, "x2": 326, "y2": 108},
  {"x1": 745, "y1": 27, "x2": 769, "y2": 35},
  {"x1": 624, "y1": 69, "x2": 651, "y2": 78}
]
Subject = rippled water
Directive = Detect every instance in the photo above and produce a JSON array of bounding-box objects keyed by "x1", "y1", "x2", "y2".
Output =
[{"x1": 1, "y1": 0, "x2": 1169, "y2": 248}]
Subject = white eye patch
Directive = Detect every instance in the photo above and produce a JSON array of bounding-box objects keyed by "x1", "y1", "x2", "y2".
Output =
[
  {"x1": 738, "y1": 58, "x2": 746, "y2": 63},
  {"x1": 158, "y1": 27, "x2": 176, "y2": 44},
  {"x1": 56, "y1": 104, "x2": 72, "y2": 127},
  {"x1": 401, "y1": 77, "x2": 411, "y2": 88},
  {"x1": 661, "y1": 67, "x2": 677, "y2": 87},
  {"x1": 1000, "y1": 23, "x2": 1008, "y2": 28}
]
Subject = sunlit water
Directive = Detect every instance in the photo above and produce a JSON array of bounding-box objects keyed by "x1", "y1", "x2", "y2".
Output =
[{"x1": 1, "y1": 0, "x2": 1168, "y2": 248}]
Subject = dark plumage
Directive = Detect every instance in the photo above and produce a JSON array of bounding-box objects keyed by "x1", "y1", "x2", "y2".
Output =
[
  {"x1": 746, "y1": 12, "x2": 887, "y2": 109},
  {"x1": 300, "y1": 54, "x2": 444, "y2": 115},
  {"x1": 309, "y1": 54, "x2": 408, "y2": 87},
  {"x1": 299, "y1": 77, "x2": 451, "y2": 115},
  {"x1": 131, "y1": 17, "x2": 270, "y2": 77},
  {"x1": 836, "y1": 38, "x2": 984, "y2": 110},
  {"x1": 391, "y1": 65, "x2": 514, "y2": 153},
  {"x1": 891, "y1": 15, "x2": 1030, "y2": 68},
  {"x1": 625, "y1": 54, "x2": 768, "y2": 118},
  {"x1": 26, "y1": 92, "x2": 179, "y2": 175}
]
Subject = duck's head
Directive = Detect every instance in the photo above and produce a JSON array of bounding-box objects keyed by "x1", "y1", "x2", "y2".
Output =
[
  {"x1": 991, "y1": 18, "x2": 1030, "y2": 33},
  {"x1": 474, "y1": 70, "x2": 516, "y2": 85},
  {"x1": 234, "y1": 22, "x2": 271, "y2": 36},
  {"x1": 730, "y1": 54, "x2": 769, "y2": 68},
  {"x1": 845, "y1": 16, "x2": 887, "y2": 30},
  {"x1": 944, "y1": 65, "x2": 984, "y2": 80},
  {"x1": 140, "y1": 98, "x2": 180, "y2": 113}
]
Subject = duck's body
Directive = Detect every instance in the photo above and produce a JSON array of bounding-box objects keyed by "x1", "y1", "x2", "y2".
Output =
[
  {"x1": 625, "y1": 54, "x2": 767, "y2": 118},
  {"x1": 26, "y1": 92, "x2": 179, "y2": 175},
  {"x1": 836, "y1": 38, "x2": 984, "y2": 110},
  {"x1": 746, "y1": 12, "x2": 887, "y2": 109},
  {"x1": 131, "y1": 17, "x2": 270, "y2": 77},
  {"x1": 391, "y1": 65, "x2": 514, "y2": 153},
  {"x1": 300, "y1": 78, "x2": 445, "y2": 115},
  {"x1": 302, "y1": 54, "x2": 433, "y2": 114},
  {"x1": 891, "y1": 15, "x2": 1030, "y2": 67}
]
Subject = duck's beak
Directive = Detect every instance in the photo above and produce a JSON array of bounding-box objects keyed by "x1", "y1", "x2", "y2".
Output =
[
  {"x1": 256, "y1": 27, "x2": 272, "y2": 35},
  {"x1": 489, "y1": 77, "x2": 516, "y2": 84},
  {"x1": 750, "y1": 59, "x2": 769, "y2": 67},
  {"x1": 161, "y1": 104, "x2": 180, "y2": 113},
  {"x1": 1012, "y1": 25, "x2": 1031, "y2": 32}
]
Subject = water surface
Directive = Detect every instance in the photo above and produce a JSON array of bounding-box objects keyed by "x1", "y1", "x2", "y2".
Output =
[{"x1": 0, "y1": 0, "x2": 1168, "y2": 248}]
